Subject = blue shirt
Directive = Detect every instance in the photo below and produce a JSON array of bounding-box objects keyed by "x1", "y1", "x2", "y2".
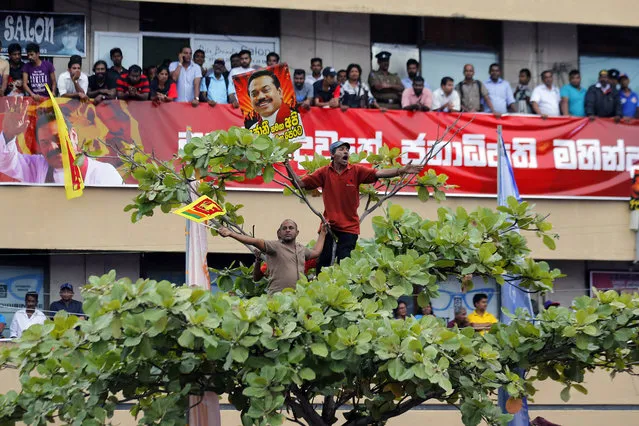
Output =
[
  {"x1": 484, "y1": 78, "x2": 515, "y2": 113},
  {"x1": 620, "y1": 90, "x2": 638, "y2": 118},
  {"x1": 49, "y1": 299, "x2": 84, "y2": 317},
  {"x1": 0, "y1": 313, "x2": 5, "y2": 325},
  {"x1": 560, "y1": 84, "x2": 587, "y2": 117},
  {"x1": 200, "y1": 73, "x2": 230, "y2": 104}
]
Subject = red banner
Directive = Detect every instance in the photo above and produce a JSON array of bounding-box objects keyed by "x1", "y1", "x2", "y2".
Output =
[{"x1": 0, "y1": 99, "x2": 637, "y2": 199}]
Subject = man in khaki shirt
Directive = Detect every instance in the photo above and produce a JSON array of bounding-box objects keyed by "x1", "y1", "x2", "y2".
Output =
[
  {"x1": 368, "y1": 51, "x2": 404, "y2": 110},
  {"x1": 218, "y1": 220, "x2": 326, "y2": 294}
]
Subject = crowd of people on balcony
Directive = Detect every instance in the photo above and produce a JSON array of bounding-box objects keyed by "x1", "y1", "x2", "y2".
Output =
[{"x1": 1, "y1": 40, "x2": 637, "y2": 119}]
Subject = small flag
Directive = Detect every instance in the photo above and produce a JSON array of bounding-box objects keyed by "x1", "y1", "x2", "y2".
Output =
[
  {"x1": 44, "y1": 84, "x2": 84, "y2": 199},
  {"x1": 174, "y1": 195, "x2": 225, "y2": 222}
]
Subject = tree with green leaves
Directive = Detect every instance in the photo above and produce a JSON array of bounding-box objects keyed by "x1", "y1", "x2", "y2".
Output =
[{"x1": 0, "y1": 127, "x2": 638, "y2": 426}]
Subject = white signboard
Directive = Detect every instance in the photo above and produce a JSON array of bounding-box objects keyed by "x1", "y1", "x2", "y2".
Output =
[{"x1": 191, "y1": 35, "x2": 279, "y2": 70}]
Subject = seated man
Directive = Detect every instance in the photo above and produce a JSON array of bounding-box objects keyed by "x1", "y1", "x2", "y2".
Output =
[
  {"x1": 88, "y1": 60, "x2": 116, "y2": 104},
  {"x1": 57, "y1": 55, "x2": 88, "y2": 100},
  {"x1": 218, "y1": 220, "x2": 326, "y2": 294},
  {"x1": 49, "y1": 283, "x2": 84, "y2": 318},
  {"x1": 468, "y1": 293, "x2": 498, "y2": 334},
  {"x1": 447, "y1": 307, "x2": 469, "y2": 328},
  {"x1": 116, "y1": 65, "x2": 150, "y2": 101},
  {"x1": 10, "y1": 291, "x2": 46, "y2": 338}
]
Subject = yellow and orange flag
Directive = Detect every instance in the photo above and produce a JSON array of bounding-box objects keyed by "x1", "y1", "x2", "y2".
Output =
[
  {"x1": 44, "y1": 84, "x2": 84, "y2": 199},
  {"x1": 173, "y1": 195, "x2": 225, "y2": 222}
]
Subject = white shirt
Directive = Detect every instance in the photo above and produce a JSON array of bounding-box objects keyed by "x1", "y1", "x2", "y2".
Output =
[
  {"x1": 530, "y1": 84, "x2": 561, "y2": 116},
  {"x1": 57, "y1": 71, "x2": 89, "y2": 96},
  {"x1": 168, "y1": 62, "x2": 202, "y2": 102},
  {"x1": 10, "y1": 309, "x2": 46, "y2": 338},
  {"x1": 228, "y1": 66, "x2": 255, "y2": 95},
  {"x1": 305, "y1": 74, "x2": 322, "y2": 86},
  {"x1": 0, "y1": 132, "x2": 124, "y2": 185},
  {"x1": 432, "y1": 88, "x2": 461, "y2": 112}
]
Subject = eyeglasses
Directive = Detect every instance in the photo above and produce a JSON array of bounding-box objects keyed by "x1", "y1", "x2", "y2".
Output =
[{"x1": 432, "y1": 288, "x2": 497, "y2": 312}]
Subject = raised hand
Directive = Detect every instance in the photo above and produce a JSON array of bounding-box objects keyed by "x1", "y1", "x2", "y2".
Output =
[
  {"x1": 2, "y1": 97, "x2": 30, "y2": 142},
  {"x1": 217, "y1": 226, "x2": 232, "y2": 238}
]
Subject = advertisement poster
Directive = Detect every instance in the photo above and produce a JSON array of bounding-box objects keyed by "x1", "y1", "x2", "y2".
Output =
[
  {"x1": 0, "y1": 11, "x2": 86, "y2": 57},
  {"x1": 590, "y1": 271, "x2": 639, "y2": 295},
  {"x1": 1, "y1": 99, "x2": 639, "y2": 199},
  {"x1": 0, "y1": 266, "x2": 45, "y2": 334},
  {"x1": 231, "y1": 63, "x2": 306, "y2": 142}
]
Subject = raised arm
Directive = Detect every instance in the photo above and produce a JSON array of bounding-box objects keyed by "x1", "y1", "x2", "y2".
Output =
[
  {"x1": 218, "y1": 226, "x2": 266, "y2": 252},
  {"x1": 308, "y1": 225, "x2": 327, "y2": 259},
  {"x1": 375, "y1": 163, "x2": 423, "y2": 179}
]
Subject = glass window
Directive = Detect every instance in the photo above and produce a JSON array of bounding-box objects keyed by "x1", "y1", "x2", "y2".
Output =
[
  {"x1": 0, "y1": 266, "x2": 45, "y2": 335},
  {"x1": 420, "y1": 49, "x2": 499, "y2": 91},
  {"x1": 579, "y1": 55, "x2": 639, "y2": 89}
]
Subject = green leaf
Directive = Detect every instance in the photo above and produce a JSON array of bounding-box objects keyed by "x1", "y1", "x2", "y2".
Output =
[
  {"x1": 231, "y1": 346, "x2": 249, "y2": 363},
  {"x1": 299, "y1": 368, "x2": 316, "y2": 381},
  {"x1": 262, "y1": 165, "x2": 275, "y2": 183},
  {"x1": 389, "y1": 204, "x2": 404, "y2": 221},
  {"x1": 387, "y1": 358, "x2": 405, "y2": 380},
  {"x1": 310, "y1": 342, "x2": 328, "y2": 358},
  {"x1": 543, "y1": 235, "x2": 556, "y2": 250},
  {"x1": 560, "y1": 386, "x2": 571, "y2": 402}
]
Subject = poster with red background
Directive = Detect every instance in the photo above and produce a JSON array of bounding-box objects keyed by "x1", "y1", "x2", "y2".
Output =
[
  {"x1": 231, "y1": 63, "x2": 305, "y2": 141},
  {"x1": 0, "y1": 98, "x2": 638, "y2": 199}
]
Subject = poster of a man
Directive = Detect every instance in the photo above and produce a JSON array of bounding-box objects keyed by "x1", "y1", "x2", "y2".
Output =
[
  {"x1": 232, "y1": 63, "x2": 305, "y2": 142},
  {"x1": 0, "y1": 97, "x2": 122, "y2": 185}
]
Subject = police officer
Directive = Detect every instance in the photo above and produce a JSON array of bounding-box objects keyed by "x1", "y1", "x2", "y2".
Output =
[{"x1": 368, "y1": 51, "x2": 404, "y2": 110}]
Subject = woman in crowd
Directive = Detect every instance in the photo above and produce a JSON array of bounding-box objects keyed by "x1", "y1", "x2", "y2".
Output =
[
  {"x1": 414, "y1": 303, "x2": 436, "y2": 319},
  {"x1": 339, "y1": 63, "x2": 379, "y2": 110},
  {"x1": 394, "y1": 301, "x2": 408, "y2": 320},
  {"x1": 150, "y1": 66, "x2": 177, "y2": 104}
]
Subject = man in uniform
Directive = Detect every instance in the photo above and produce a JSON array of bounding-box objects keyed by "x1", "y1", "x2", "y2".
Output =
[{"x1": 368, "y1": 51, "x2": 404, "y2": 110}]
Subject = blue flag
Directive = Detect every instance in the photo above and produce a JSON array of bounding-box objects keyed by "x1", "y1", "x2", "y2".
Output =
[{"x1": 496, "y1": 127, "x2": 532, "y2": 425}]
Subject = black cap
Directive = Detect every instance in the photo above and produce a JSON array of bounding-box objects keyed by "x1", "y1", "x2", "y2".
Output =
[
  {"x1": 375, "y1": 51, "x2": 391, "y2": 61},
  {"x1": 322, "y1": 66, "x2": 336, "y2": 77},
  {"x1": 608, "y1": 69, "x2": 620, "y2": 80}
]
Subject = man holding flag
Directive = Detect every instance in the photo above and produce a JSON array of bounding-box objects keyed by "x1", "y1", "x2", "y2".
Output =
[
  {"x1": 496, "y1": 126, "x2": 534, "y2": 425},
  {"x1": 0, "y1": 97, "x2": 122, "y2": 187}
]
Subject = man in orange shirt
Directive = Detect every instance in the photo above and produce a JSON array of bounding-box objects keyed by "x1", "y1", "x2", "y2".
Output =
[{"x1": 290, "y1": 141, "x2": 423, "y2": 272}]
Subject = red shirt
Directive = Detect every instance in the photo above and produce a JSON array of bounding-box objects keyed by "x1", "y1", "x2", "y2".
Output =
[
  {"x1": 116, "y1": 73, "x2": 150, "y2": 94},
  {"x1": 301, "y1": 163, "x2": 377, "y2": 234}
]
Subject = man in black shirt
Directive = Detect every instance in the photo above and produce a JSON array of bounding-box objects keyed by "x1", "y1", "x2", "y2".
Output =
[
  {"x1": 49, "y1": 283, "x2": 84, "y2": 318},
  {"x1": 313, "y1": 67, "x2": 339, "y2": 108},
  {"x1": 88, "y1": 60, "x2": 116, "y2": 104},
  {"x1": 5, "y1": 43, "x2": 24, "y2": 96},
  {"x1": 107, "y1": 47, "x2": 126, "y2": 89}
]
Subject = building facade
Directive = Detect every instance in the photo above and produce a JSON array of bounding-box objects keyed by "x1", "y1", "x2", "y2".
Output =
[{"x1": 1, "y1": 1, "x2": 639, "y2": 423}]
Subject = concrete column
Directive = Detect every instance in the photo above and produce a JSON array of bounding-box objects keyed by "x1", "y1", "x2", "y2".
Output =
[
  {"x1": 280, "y1": 10, "x2": 371, "y2": 77},
  {"x1": 502, "y1": 21, "x2": 578, "y2": 88},
  {"x1": 54, "y1": 0, "x2": 139, "y2": 73}
]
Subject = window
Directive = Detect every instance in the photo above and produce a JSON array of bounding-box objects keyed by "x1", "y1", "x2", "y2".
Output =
[{"x1": 140, "y1": 3, "x2": 280, "y2": 37}]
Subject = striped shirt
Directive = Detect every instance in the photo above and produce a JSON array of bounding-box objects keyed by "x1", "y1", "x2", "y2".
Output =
[{"x1": 116, "y1": 73, "x2": 150, "y2": 94}]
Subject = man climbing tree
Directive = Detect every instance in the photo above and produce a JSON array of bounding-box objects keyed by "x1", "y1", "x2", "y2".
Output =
[{"x1": 288, "y1": 140, "x2": 423, "y2": 271}]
